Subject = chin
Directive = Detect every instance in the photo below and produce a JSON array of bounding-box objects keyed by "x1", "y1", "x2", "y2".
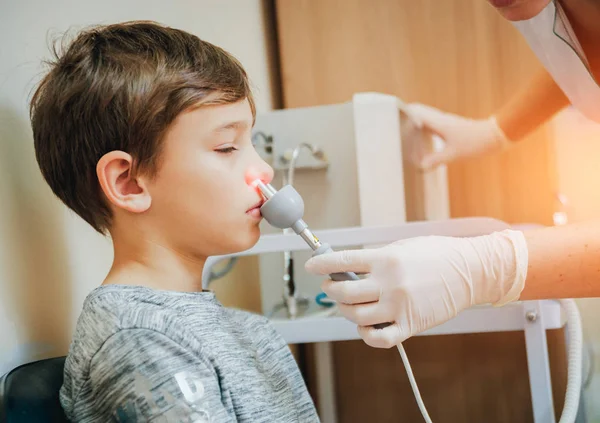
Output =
[
  {"x1": 492, "y1": 0, "x2": 549, "y2": 21},
  {"x1": 499, "y1": 9, "x2": 538, "y2": 21},
  {"x1": 226, "y1": 227, "x2": 261, "y2": 254}
]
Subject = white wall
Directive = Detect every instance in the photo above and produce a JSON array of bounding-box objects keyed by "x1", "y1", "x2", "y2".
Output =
[{"x1": 0, "y1": 0, "x2": 276, "y2": 373}]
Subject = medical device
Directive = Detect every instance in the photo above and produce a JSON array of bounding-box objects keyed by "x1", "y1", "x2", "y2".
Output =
[
  {"x1": 280, "y1": 143, "x2": 330, "y2": 317},
  {"x1": 253, "y1": 179, "x2": 583, "y2": 423},
  {"x1": 253, "y1": 180, "x2": 359, "y2": 283},
  {"x1": 253, "y1": 179, "x2": 434, "y2": 422}
]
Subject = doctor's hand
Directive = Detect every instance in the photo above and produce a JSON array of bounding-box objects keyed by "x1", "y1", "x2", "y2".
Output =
[
  {"x1": 305, "y1": 230, "x2": 528, "y2": 348},
  {"x1": 404, "y1": 103, "x2": 510, "y2": 170}
]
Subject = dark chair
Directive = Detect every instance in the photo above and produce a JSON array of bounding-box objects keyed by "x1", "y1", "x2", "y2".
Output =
[{"x1": 0, "y1": 357, "x2": 69, "y2": 422}]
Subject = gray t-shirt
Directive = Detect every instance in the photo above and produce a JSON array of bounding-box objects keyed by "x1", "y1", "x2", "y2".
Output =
[{"x1": 60, "y1": 285, "x2": 319, "y2": 422}]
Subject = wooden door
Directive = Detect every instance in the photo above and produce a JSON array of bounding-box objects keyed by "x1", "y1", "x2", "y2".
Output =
[{"x1": 274, "y1": 0, "x2": 565, "y2": 421}]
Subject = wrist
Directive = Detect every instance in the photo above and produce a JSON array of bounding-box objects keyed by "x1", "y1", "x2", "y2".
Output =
[
  {"x1": 466, "y1": 229, "x2": 528, "y2": 306},
  {"x1": 487, "y1": 116, "x2": 511, "y2": 151}
]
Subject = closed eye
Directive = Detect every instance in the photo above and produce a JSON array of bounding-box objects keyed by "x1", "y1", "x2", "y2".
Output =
[{"x1": 215, "y1": 146, "x2": 238, "y2": 154}]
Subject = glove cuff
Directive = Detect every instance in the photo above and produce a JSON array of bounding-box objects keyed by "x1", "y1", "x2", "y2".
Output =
[
  {"x1": 488, "y1": 116, "x2": 511, "y2": 151},
  {"x1": 493, "y1": 229, "x2": 529, "y2": 306}
]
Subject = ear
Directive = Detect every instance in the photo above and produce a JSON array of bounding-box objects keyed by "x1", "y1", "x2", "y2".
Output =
[{"x1": 96, "y1": 151, "x2": 151, "y2": 213}]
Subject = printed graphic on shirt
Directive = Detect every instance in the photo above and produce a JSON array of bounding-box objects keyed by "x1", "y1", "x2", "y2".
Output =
[{"x1": 115, "y1": 370, "x2": 213, "y2": 423}]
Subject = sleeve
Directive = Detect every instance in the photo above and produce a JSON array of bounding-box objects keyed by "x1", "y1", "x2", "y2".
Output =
[
  {"x1": 494, "y1": 66, "x2": 570, "y2": 142},
  {"x1": 81, "y1": 328, "x2": 235, "y2": 423}
]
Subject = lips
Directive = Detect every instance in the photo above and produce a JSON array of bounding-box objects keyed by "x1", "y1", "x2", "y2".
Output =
[{"x1": 246, "y1": 199, "x2": 264, "y2": 214}]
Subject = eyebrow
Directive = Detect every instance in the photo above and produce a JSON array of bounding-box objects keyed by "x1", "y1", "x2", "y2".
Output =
[{"x1": 214, "y1": 120, "x2": 250, "y2": 132}]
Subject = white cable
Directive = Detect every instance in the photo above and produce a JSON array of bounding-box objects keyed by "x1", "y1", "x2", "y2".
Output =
[
  {"x1": 557, "y1": 299, "x2": 583, "y2": 423},
  {"x1": 270, "y1": 302, "x2": 580, "y2": 423},
  {"x1": 270, "y1": 302, "x2": 582, "y2": 423},
  {"x1": 397, "y1": 343, "x2": 433, "y2": 423},
  {"x1": 396, "y1": 299, "x2": 582, "y2": 423}
]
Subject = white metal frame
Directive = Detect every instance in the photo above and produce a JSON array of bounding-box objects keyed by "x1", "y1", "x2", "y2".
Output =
[{"x1": 203, "y1": 219, "x2": 563, "y2": 423}]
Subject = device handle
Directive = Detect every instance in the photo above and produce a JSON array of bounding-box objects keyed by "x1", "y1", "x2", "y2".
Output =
[
  {"x1": 313, "y1": 243, "x2": 391, "y2": 329},
  {"x1": 312, "y1": 243, "x2": 360, "y2": 282}
]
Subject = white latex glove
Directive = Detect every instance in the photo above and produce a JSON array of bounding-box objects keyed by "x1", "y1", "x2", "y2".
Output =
[
  {"x1": 404, "y1": 103, "x2": 510, "y2": 170},
  {"x1": 304, "y1": 230, "x2": 528, "y2": 348}
]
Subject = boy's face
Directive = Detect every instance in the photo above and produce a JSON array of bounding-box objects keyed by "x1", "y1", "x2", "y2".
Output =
[{"x1": 146, "y1": 98, "x2": 273, "y2": 257}]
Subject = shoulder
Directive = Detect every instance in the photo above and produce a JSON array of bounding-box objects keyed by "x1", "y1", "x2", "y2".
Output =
[
  {"x1": 71, "y1": 285, "x2": 199, "y2": 347},
  {"x1": 63, "y1": 328, "x2": 231, "y2": 422},
  {"x1": 61, "y1": 287, "x2": 206, "y2": 411}
]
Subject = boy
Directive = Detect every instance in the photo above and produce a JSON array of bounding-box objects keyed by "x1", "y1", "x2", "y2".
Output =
[{"x1": 30, "y1": 21, "x2": 319, "y2": 422}]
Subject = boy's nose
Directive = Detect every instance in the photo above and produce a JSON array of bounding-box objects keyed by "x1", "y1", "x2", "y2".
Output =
[{"x1": 245, "y1": 164, "x2": 274, "y2": 187}]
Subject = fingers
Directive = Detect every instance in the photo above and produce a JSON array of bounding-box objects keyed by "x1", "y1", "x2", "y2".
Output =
[
  {"x1": 305, "y1": 248, "x2": 379, "y2": 275},
  {"x1": 404, "y1": 103, "x2": 454, "y2": 170},
  {"x1": 419, "y1": 150, "x2": 452, "y2": 170},
  {"x1": 358, "y1": 323, "x2": 406, "y2": 349},
  {"x1": 399, "y1": 104, "x2": 424, "y2": 129},
  {"x1": 404, "y1": 103, "x2": 449, "y2": 138},
  {"x1": 322, "y1": 278, "x2": 380, "y2": 304},
  {"x1": 337, "y1": 302, "x2": 391, "y2": 327}
]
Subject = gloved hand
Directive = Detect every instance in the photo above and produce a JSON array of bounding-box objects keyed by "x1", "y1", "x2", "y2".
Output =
[
  {"x1": 304, "y1": 230, "x2": 528, "y2": 348},
  {"x1": 404, "y1": 103, "x2": 510, "y2": 170}
]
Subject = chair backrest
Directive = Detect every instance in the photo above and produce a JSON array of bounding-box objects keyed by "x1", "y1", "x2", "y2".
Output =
[{"x1": 0, "y1": 357, "x2": 68, "y2": 423}]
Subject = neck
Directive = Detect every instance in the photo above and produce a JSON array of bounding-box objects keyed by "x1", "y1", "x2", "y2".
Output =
[{"x1": 105, "y1": 224, "x2": 207, "y2": 293}]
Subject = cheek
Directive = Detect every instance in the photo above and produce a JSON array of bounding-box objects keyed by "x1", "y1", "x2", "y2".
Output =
[
  {"x1": 149, "y1": 181, "x2": 261, "y2": 254},
  {"x1": 152, "y1": 154, "x2": 247, "y2": 222},
  {"x1": 164, "y1": 149, "x2": 240, "y2": 191}
]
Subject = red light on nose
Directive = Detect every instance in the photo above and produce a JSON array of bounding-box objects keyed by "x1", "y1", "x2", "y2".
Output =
[{"x1": 245, "y1": 168, "x2": 272, "y2": 188}]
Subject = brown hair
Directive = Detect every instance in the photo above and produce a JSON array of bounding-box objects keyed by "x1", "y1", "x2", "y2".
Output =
[{"x1": 30, "y1": 21, "x2": 255, "y2": 233}]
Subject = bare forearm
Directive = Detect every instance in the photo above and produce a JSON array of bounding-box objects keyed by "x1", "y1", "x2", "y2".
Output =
[
  {"x1": 495, "y1": 67, "x2": 571, "y2": 141},
  {"x1": 520, "y1": 220, "x2": 600, "y2": 300}
]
